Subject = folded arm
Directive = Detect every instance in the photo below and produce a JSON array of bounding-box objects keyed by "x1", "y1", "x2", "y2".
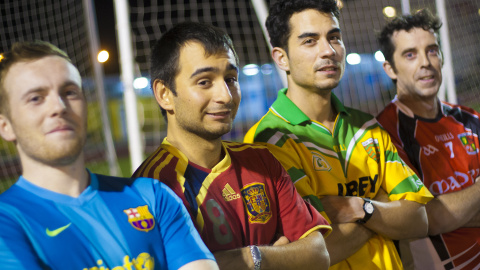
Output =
[
  {"x1": 213, "y1": 231, "x2": 329, "y2": 270},
  {"x1": 324, "y1": 223, "x2": 374, "y2": 265},
  {"x1": 320, "y1": 189, "x2": 428, "y2": 240},
  {"x1": 426, "y1": 179, "x2": 480, "y2": 235},
  {"x1": 463, "y1": 212, "x2": 480, "y2": 227}
]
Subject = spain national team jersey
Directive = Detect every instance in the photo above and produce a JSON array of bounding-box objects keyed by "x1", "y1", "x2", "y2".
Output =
[
  {"x1": 377, "y1": 97, "x2": 480, "y2": 269},
  {"x1": 244, "y1": 88, "x2": 433, "y2": 270},
  {"x1": 133, "y1": 139, "x2": 331, "y2": 252},
  {"x1": 0, "y1": 172, "x2": 214, "y2": 269}
]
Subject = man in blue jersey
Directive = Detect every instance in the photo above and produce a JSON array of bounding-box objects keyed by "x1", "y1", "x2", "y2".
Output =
[{"x1": 0, "y1": 41, "x2": 218, "y2": 270}]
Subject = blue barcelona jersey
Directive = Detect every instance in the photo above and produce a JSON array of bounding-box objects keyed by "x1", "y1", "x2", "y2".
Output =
[{"x1": 0, "y1": 172, "x2": 214, "y2": 269}]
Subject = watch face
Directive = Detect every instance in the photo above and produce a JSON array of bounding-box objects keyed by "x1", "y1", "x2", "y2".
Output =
[{"x1": 365, "y1": 203, "x2": 374, "y2": 214}]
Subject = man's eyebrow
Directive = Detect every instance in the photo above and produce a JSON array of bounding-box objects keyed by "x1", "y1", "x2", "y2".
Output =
[
  {"x1": 21, "y1": 81, "x2": 81, "y2": 99},
  {"x1": 328, "y1": 28, "x2": 341, "y2": 35},
  {"x1": 227, "y1": 63, "x2": 238, "y2": 73},
  {"x1": 60, "y1": 80, "x2": 81, "y2": 89},
  {"x1": 426, "y1": 43, "x2": 440, "y2": 49},
  {"x1": 190, "y1": 63, "x2": 238, "y2": 78},
  {"x1": 400, "y1": 47, "x2": 417, "y2": 55},
  {"x1": 190, "y1": 67, "x2": 219, "y2": 78},
  {"x1": 297, "y1": 28, "x2": 341, "y2": 39},
  {"x1": 21, "y1": 88, "x2": 44, "y2": 100},
  {"x1": 298, "y1": 32, "x2": 319, "y2": 39}
]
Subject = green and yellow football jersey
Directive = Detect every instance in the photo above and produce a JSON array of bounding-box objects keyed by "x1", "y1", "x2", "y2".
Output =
[{"x1": 245, "y1": 88, "x2": 433, "y2": 270}]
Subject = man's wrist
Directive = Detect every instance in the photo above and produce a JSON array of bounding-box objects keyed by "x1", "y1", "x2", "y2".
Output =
[{"x1": 356, "y1": 198, "x2": 375, "y2": 224}]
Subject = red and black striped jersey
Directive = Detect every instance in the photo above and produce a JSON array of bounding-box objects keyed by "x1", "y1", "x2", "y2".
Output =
[{"x1": 377, "y1": 97, "x2": 480, "y2": 269}]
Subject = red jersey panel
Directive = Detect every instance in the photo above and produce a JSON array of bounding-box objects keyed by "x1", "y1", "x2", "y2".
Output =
[
  {"x1": 377, "y1": 98, "x2": 480, "y2": 269},
  {"x1": 133, "y1": 139, "x2": 331, "y2": 252}
]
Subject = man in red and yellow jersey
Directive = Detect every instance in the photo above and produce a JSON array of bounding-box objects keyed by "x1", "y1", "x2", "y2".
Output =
[{"x1": 133, "y1": 22, "x2": 331, "y2": 270}]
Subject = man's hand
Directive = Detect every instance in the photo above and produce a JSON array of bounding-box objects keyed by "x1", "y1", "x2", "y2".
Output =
[
  {"x1": 320, "y1": 196, "x2": 364, "y2": 223},
  {"x1": 273, "y1": 236, "x2": 290, "y2": 246}
]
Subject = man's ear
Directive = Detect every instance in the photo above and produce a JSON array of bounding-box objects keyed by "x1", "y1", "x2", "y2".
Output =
[
  {"x1": 0, "y1": 115, "x2": 16, "y2": 142},
  {"x1": 272, "y1": 47, "x2": 290, "y2": 72},
  {"x1": 383, "y1": 61, "x2": 397, "y2": 80},
  {"x1": 152, "y1": 79, "x2": 174, "y2": 112}
]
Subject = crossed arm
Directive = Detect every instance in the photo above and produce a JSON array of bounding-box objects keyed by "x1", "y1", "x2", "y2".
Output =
[
  {"x1": 213, "y1": 231, "x2": 329, "y2": 270},
  {"x1": 426, "y1": 177, "x2": 480, "y2": 235},
  {"x1": 319, "y1": 188, "x2": 428, "y2": 264},
  {"x1": 321, "y1": 188, "x2": 428, "y2": 239}
]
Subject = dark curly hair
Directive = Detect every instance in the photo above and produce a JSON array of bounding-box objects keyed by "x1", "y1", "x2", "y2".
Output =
[
  {"x1": 377, "y1": 9, "x2": 442, "y2": 71},
  {"x1": 150, "y1": 21, "x2": 238, "y2": 120},
  {"x1": 266, "y1": 0, "x2": 340, "y2": 53}
]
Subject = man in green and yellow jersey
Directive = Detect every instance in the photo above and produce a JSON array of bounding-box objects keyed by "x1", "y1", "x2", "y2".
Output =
[{"x1": 244, "y1": 0, "x2": 433, "y2": 269}]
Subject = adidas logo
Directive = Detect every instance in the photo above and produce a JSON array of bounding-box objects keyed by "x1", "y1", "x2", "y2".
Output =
[{"x1": 222, "y1": 183, "x2": 240, "y2": 201}]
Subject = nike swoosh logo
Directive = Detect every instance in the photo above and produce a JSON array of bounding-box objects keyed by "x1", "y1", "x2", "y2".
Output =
[{"x1": 46, "y1": 223, "x2": 72, "y2": 237}]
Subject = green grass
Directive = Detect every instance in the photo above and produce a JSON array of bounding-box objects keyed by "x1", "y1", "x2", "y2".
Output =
[{"x1": 86, "y1": 156, "x2": 133, "y2": 177}]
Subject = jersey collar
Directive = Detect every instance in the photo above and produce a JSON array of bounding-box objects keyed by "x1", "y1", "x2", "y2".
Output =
[
  {"x1": 392, "y1": 95, "x2": 444, "y2": 121},
  {"x1": 271, "y1": 88, "x2": 348, "y2": 125},
  {"x1": 162, "y1": 138, "x2": 232, "y2": 173}
]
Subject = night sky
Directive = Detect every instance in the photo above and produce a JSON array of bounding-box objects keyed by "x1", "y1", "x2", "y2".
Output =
[{"x1": 94, "y1": 0, "x2": 119, "y2": 75}]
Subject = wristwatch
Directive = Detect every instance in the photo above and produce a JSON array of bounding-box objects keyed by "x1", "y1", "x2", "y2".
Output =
[
  {"x1": 356, "y1": 198, "x2": 374, "y2": 224},
  {"x1": 249, "y1": 245, "x2": 261, "y2": 270}
]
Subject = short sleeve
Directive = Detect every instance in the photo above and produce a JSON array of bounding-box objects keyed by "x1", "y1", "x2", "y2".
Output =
[
  {"x1": 154, "y1": 182, "x2": 215, "y2": 269},
  {"x1": 270, "y1": 156, "x2": 332, "y2": 240},
  {"x1": 0, "y1": 203, "x2": 46, "y2": 270}
]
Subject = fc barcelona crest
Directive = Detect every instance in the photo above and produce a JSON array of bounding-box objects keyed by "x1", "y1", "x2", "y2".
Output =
[
  {"x1": 458, "y1": 133, "x2": 479, "y2": 155},
  {"x1": 362, "y1": 138, "x2": 380, "y2": 162},
  {"x1": 124, "y1": 205, "x2": 155, "y2": 232},
  {"x1": 241, "y1": 183, "x2": 272, "y2": 224}
]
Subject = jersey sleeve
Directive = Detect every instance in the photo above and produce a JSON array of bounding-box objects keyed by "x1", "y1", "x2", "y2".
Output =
[
  {"x1": 0, "y1": 203, "x2": 47, "y2": 270},
  {"x1": 268, "y1": 154, "x2": 332, "y2": 240},
  {"x1": 378, "y1": 129, "x2": 433, "y2": 203},
  {"x1": 376, "y1": 105, "x2": 421, "y2": 176},
  {"x1": 246, "y1": 130, "x2": 333, "y2": 223},
  {"x1": 152, "y1": 180, "x2": 216, "y2": 269}
]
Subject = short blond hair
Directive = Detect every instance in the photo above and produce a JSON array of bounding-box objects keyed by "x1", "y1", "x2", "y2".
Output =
[{"x1": 0, "y1": 41, "x2": 71, "y2": 116}]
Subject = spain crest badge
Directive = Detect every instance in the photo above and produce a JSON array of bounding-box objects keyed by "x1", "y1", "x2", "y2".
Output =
[
  {"x1": 458, "y1": 132, "x2": 479, "y2": 155},
  {"x1": 241, "y1": 183, "x2": 272, "y2": 224},
  {"x1": 362, "y1": 138, "x2": 380, "y2": 162},
  {"x1": 124, "y1": 205, "x2": 155, "y2": 232}
]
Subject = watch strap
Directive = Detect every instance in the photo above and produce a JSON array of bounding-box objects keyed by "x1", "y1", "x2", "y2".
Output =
[
  {"x1": 356, "y1": 198, "x2": 374, "y2": 224},
  {"x1": 249, "y1": 245, "x2": 261, "y2": 270}
]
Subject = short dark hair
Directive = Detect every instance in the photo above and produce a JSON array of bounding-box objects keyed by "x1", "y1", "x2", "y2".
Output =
[
  {"x1": 266, "y1": 0, "x2": 340, "y2": 52},
  {"x1": 377, "y1": 9, "x2": 442, "y2": 72},
  {"x1": 0, "y1": 41, "x2": 71, "y2": 116},
  {"x1": 150, "y1": 21, "x2": 239, "y2": 120}
]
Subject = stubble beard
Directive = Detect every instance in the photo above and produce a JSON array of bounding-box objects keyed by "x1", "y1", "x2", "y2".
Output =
[
  {"x1": 178, "y1": 118, "x2": 232, "y2": 141},
  {"x1": 18, "y1": 135, "x2": 86, "y2": 167}
]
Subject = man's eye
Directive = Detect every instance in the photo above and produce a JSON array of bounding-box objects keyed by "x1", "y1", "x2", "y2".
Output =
[
  {"x1": 29, "y1": 95, "x2": 42, "y2": 103},
  {"x1": 198, "y1": 80, "x2": 211, "y2": 86},
  {"x1": 225, "y1": 77, "x2": 238, "y2": 84},
  {"x1": 304, "y1": 39, "x2": 315, "y2": 45},
  {"x1": 65, "y1": 90, "x2": 79, "y2": 98},
  {"x1": 405, "y1": 52, "x2": 415, "y2": 59}
]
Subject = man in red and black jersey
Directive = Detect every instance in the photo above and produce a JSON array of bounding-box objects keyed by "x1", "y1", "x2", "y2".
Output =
[
  {"x1": 377, "y1": 9, "x2": 480, "y2": 270},
  {"x1": 133, "y1": 22, "x2": 331, "y2": 270}
]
